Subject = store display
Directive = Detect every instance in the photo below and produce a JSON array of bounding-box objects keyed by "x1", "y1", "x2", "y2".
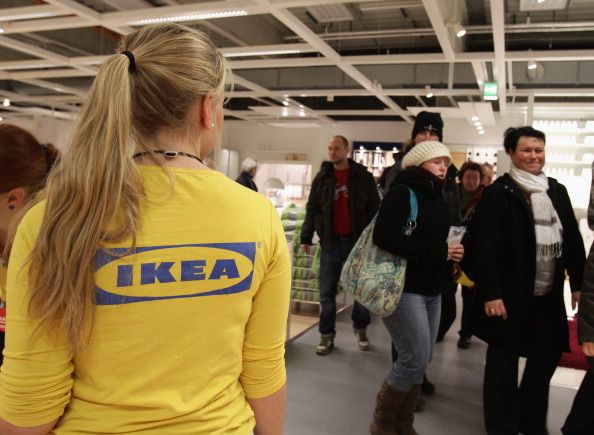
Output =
[{"x1": 281, "y1": 204, "x2": 321, "y2": 304}]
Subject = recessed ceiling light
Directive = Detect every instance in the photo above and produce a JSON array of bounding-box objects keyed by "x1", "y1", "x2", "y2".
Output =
[
  {"x1": 471, "y1": 115, "x2": 479, "y2": 122},
  {"x1": 2, "y1": 98, "x2": 10, "y2": 107}
]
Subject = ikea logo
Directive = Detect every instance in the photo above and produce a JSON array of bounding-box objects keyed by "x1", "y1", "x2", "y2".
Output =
[{"x1": 94, "y1": 242, "x2": 256, "y2": 305}]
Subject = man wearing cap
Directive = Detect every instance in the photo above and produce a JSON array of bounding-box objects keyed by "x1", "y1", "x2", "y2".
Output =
[{"x1": 300, "y1": 135, "x2": 380, "y2": 355}]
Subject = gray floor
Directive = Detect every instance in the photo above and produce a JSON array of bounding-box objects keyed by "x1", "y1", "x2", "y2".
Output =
[{"x1": 285, "y1": 299, "x2": 578, "y2": 435}]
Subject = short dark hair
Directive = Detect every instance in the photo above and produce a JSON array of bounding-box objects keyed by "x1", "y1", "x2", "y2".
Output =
[
  {"x1": 334, "y1": 135, "x2": 349, "y2": 148},
  {"x1": 503, "y1": 126, "x2": 546, "y2": 153},
  {"x1": 458, "y1": 161, "x2": 483, "y2": 182}
]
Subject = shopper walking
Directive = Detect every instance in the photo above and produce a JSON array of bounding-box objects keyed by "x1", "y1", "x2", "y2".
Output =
[
  {"x1": 0, "y1": 23, "x2": 290, "y2": 435},
  {"x1": 300, "y1": 135, "x2": 379, "y2": 355},
  {"x1": 388, "y1": 111, "x2": 459, "y2": 396},
  {"x1": 456, "y1": 161, "x2": 484, "y2": 349},
  {"x1": 470, "y1": 126, "x2": 585, "y2": 435},
  {"x1": 370, "y1": 140, "x2": 464, "y2": 435},
  {"x1": 0, "y1": 124, "x2": 59, "y2": 368},
  {"x1": 562, "y1": 161, "x2": 594, "y2": 435},
  {"x1": 236, "y1": 157, "x2": 259, "y2": 191}
]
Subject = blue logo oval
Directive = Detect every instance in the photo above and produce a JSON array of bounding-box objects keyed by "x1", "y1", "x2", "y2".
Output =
[{"x1": 94, "y1": 242, "x2": 256, "y2": 305}]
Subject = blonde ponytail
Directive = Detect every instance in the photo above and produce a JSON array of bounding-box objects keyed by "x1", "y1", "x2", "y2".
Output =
[
  {"x1": 28, "y1": 54, "x2": 141, "y2": 348},
  {"x1": 26, "y1": 23, "x2": 227, "y2": 349}
]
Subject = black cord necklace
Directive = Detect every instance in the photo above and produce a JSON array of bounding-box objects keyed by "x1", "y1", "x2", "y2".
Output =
[{"x1": 132, "y1": 150, "x2": 204, "y2": 165}]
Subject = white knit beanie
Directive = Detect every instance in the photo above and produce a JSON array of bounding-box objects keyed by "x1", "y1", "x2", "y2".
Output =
[{"x1": 401, "y1": 140, "x2": 452, "y2": 169}]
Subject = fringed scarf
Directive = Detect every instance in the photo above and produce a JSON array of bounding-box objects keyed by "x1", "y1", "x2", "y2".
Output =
[{"x1": 509, "y1": 165, "x2": 563, "y2": 260}]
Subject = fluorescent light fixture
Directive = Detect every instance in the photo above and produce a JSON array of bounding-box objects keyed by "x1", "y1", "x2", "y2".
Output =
[
  {"x1": 527, "y1": 59, "x2": 538, "y2": 70},
  {"x1": 2, "y1": 98, "x2": 10, "y2": 107},
  {"x1": 478, "y1": 130, "x2": 485, "y2": 135},
  {"x1": 225, "y1": 49, "x2": 300, "y2": 58},
  {"x1": 129, "y1": 10, "x2": 247, "y2": 25},
  {"x1": 453, "y1": 22, "x2": 466, "y2": 38},
  {"x1": 425, "y1": 85, "x2": 433, "y2": 98}
]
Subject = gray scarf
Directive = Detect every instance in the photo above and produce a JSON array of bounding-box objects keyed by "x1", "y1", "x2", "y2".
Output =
[{"x1": 509, "y1": 165, "x2": 563, "y2": 260}]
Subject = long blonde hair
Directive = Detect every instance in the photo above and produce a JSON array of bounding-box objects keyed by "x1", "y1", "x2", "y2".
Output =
[{"x1": 27, "y1": 23, "x2": 227, "y2": 349}]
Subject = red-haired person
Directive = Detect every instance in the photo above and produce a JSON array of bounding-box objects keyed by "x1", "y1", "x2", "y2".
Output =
[{"x1": 0, "y1": 124, "x2": 59, "y2": 366}]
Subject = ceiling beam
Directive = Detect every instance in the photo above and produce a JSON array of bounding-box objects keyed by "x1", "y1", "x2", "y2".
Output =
[
  {"x1": 0, "y1": 35, "x2": 97, "y2": 75},
  {"x1": 255, "y1": 0, "x2": 412, "y2": 121},
  {"x1": 43, "y1": 0, "x2": 133, "y2": 35},
  {"x1": 489, "y1": 0, "x2": 507, "y2": 114},
  {"x1": 471, "y1": 61, "x2": 488, "y2": 97},
  {"x1": 233, "y1": 74, "x2": 333, "y2": 124},
  {"x1": 421, "y1": 0, "x2": 455, "y2": 61},
  {"x1": 0, "y1": 5, "x2": 68, "y2": 21},
  {"x1": 15, "y1": 78, "x2": 87, "y2": 97}
]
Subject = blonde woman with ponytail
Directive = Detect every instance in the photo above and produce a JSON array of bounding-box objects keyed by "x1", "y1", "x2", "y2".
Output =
[{"x1": 0, "y1": 24, "x2": 290, "y2": 435}]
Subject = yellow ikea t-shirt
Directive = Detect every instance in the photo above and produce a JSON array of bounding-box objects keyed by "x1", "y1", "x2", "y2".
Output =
[{"x1": 0, "y1": 166, "x2": 291, "y2": 434}]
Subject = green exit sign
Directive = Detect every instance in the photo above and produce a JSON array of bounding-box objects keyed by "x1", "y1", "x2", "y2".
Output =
[{"x1": 483, "y1": 82, "x2": 498, "y2": 101}]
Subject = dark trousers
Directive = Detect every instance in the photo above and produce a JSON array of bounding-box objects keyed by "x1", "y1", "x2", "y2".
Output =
[
  {"x1": 319, "y1": 235, "x2": 370, "y2": 335},
  {"x1": 458, "y1": 285, "x2": 476, "y2": 338},
  {"x1": 562, "y1": 357, "x2": 594, "y2": 435},
  {"x1": 483, "y1": 296, "x2": 562, "y2": 435},
  {"x1": 437, "y1": 281, "x2": 457, "y2": 341}
]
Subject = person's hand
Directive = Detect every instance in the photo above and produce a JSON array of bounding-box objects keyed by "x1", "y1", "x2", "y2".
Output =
[
  {"x1": 583, "y1": 341, "x2": 594, "y2": 357},
  {"x1": 485, "y1": 299, "x2": 507, "y2": 320},
  {"x1": 452, "y1": 262, "x2": 461, "y2": 277},
  {"x1": 447, "y1": 244, "x2": 464, "y2": 262},
  {"x1": 571, "y1": 291, "x2": 581, "y2": 311},
  {"x1": 300, "y1": 244, "x2": 312, "y2": 255}
]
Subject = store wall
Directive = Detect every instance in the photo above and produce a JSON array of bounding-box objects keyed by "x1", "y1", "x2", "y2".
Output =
[
  {"x1": 222, "y1": 117, "x2": 521, "y2": 173},
  {"x1": 8, "y1": 112, "x2": 524, "y2": 170},
  {"x1": 6, "y1": 116, "x2": 76, "y2": 151}
]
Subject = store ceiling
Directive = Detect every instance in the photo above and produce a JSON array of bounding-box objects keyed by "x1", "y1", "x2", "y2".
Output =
[{"x1": 0, "y1": 0, "x2": 593, "y2": 126}]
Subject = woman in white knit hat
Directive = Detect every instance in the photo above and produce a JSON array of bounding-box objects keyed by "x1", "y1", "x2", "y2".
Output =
[{"x1": 369, "y1": 140, "x2": 464, "y2": 435}]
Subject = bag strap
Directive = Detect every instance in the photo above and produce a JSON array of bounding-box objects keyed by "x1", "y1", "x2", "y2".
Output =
[{"x1": 403, "y1": 186, "x2": 418, "y2": 235}]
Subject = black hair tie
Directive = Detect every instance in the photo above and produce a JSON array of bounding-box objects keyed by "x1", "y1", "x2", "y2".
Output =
[{"x1": 121, "y1": 50, "x2": 136, "y2": 73}]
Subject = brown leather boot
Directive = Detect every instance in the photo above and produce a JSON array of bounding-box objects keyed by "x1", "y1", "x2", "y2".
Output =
[
  {"x1": 369, "y1": 380, "x2": 408, "y2": 435},
  {"x1": 393, "y1": 384, "x2": 421, "y2": 435}
]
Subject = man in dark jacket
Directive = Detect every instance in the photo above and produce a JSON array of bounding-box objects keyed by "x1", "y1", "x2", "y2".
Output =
[{"x1": 300, "y1": 135, "x2": 380, "y2": 355}]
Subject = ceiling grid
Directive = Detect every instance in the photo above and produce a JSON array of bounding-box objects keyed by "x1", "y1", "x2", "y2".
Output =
[{"x1": 0, "y1": 0, "x2": 592, "y2": 125}]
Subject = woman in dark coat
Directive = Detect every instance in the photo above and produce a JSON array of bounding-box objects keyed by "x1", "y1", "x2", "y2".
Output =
[
  {"x1": 469, "y1": 126, "x2": 585, "y2": 435},
  {"x1": 369, "y1": 140, "x2": 464, "y2": 435}
]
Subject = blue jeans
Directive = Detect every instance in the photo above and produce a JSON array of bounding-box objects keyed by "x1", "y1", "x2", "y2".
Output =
[
  {"x1": 382, "y1": 292, "x2": 441, "y2": 391},
  {"x1": 319, "y1": 235, "x2": 371, "y2": 335}
]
